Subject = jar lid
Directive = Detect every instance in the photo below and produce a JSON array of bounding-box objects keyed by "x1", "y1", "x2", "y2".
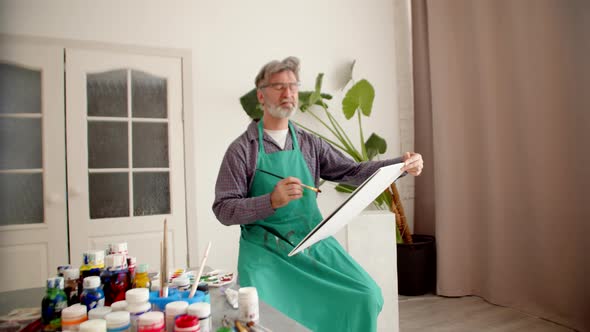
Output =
[
  {"x1": 137, "y1": 263, "x2": 149, "y2": 273},
  {"x1": 105, "y1": 311, "x2": 130, "y2": 327},
  {"x1": 47, "y1": 277, "x2": 65, "y2": 290},
  {"x1": 83, "y1": 276, "x2": 101, "y2": 289},
  {"x1": 88, "y1": 306, "x2": 112, "y2": 320},
  {"x1": 187, "y1": 302, "x2": 210, "y2": 317},
  {"x1": 79, "y1": 319, "x2": 107, "y2": 332},
  {"x1": 165, "y1": 301, "x2": 189, "y2": 315},
  {"x1": 62, "y1": 304, "x2": 88, "y2": 319},
  {"x1": 138, "y1": 311, "x2": 164, "y2": 326},
  {"x1": 105, "y1": 254, "x2": 126, "y2": 270},
  {"x1": 174, "y1": 314, "x2": 199, "y2": 328},
  {"x1": 109, "y1": 242, "x2": 128, "y2": 253},
  {"x1": 110, "y1": 300, "x2": 128, "y2": 312},
  {"x1": 126, "y1": 288, "x2": 149, "y2": 303},
  {"x1": 238, "y1": 287, "x2": 258, "y2": 301},
  {"x1": 63, "y1": 268, "x2": 80, "y2": 280}
]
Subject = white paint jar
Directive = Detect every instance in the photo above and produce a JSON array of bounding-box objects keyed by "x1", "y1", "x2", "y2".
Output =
[{"x1": 238, "y1": 287, "x2": 259, "y2": 323}]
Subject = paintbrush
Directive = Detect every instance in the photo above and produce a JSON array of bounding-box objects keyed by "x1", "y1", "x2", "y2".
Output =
[
  {"x1": 161, "y1": 219, "x2": 168, "y2": 297},
  {"x1": 256, "y1": 169, "x2": 322, "y2": 193},
  {"x1": 188, "y1": 241, "x2": 212, "y2": 298}
]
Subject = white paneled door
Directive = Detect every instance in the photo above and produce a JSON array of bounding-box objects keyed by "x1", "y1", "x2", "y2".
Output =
[
  {"x1": 0, "y1": 42, "x2": 68, "y2": 292},
  {"x1": 65, "y1": 49, "x2": 187, "y2": 272}
]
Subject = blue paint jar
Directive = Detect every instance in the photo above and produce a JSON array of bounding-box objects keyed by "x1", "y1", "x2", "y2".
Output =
[{"x1": 80, "y1": 276, "x2": 105, "y2": 311}]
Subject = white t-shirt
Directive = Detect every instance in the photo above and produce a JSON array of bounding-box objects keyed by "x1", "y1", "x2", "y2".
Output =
[{"x1": 264, "y1": 128, "x2": 289, "y2": 150}]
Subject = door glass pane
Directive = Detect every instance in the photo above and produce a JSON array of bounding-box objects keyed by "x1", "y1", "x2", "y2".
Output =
[
  {"x1": 0, "y1": 173, "x2": 43, "y2": 225},
  {"x1": 0, "y1": 63, "x2": 41, "y2": 114},
  {"x1": 132, "y1": 122, "x2": 168, "y2": 168},
  {"x1": 132, "y1": 70, "x2": 167, "y2": 119},
  {"x1": 89, "y1": 173, "x2": 129, "y2": 219},
  {"x1": 0, "y1": 118, "x2": 42, "y2": 169},
  {"x1": 133, "y1": 172, "x2": 170, "y2": 216},
  {"x1": 87, "y1": 70, "x2": 128, "y2": 117},
  {"x1": 88, "y1": 121, "x2": 128, "y2": 168}
]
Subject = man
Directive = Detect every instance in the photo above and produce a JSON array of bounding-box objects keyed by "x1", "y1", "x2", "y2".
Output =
[{"x1": 213, "y1": 56, "x2": 423, "y2": 331}]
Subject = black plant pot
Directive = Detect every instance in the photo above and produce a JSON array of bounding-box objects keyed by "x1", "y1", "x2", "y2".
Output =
[{"x1": 397, "y1": 234, "x2": 436, "y2": 296}]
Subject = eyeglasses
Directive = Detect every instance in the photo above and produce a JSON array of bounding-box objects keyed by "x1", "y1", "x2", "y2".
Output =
[{"x1": 259, "y1": 82, "x2": 301, "y2": 92}]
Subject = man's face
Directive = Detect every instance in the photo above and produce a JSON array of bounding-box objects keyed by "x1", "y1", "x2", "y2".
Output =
[{"x1": 257, "y1": 70, "x2": 299, "y2": 119}]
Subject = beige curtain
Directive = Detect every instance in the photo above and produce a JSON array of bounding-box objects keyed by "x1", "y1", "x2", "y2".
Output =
[{"x1": 412, "y1": 0, "x2": 590, "y2": 330}]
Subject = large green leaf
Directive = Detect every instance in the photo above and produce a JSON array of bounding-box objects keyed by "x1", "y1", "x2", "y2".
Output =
[
  {"x1": 240, "y1": 88, "x2": 263, "y2": 120},
  {"x1": 365, "y1": 133, "x2": 387, "y2": 160},
  {"x1": 342, "y1": 79, "x2": 375, "y2": 119}
]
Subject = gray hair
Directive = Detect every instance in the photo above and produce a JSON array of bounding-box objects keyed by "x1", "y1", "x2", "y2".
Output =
[{"x1": 255, "y1": 56, "x2": 300, "y2": 88}]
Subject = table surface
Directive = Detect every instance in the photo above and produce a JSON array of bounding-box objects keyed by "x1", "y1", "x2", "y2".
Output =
[{"x1": 0, "y1": 284, "x2": 309, "y2": 332}]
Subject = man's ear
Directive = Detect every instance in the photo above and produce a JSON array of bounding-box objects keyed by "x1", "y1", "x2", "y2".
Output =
[{"x1": 256, "y1": 89, "x2": 265, "y2": 106}]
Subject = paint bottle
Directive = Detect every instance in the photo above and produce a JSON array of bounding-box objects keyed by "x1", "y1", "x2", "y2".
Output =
[
  {"x1": 81, "y1": 250, "x2": 105, "y2": 279},
  {"x1": 103, "y1": 254, "x2": 130, "y2": 305},
  {"x1": 126, "y1": 288, "x2": 152, "y2": 332},
  {"x1": 61, "y1": 304, "x2": 88, "y2": 332},
  {"x1": 164, "y1": 301, "x2": 188, "y2": 332},
  {"x1": 41, "y1": 277, "x2": 68, "y2": 331},
  {"x1": 133, "y1": 264, "x2": 151, "y2": 289},
  {"x1": 137, "y1": 312, "x2": 165, "y2": 332},
  {"x1": 79, "y1": 319, "x2": 107, "y2": 332},
  {"x1": 238, "y1": 287, "x2": 259, "y2": 324},
  {"x1": 64, "y1": 268, "x2": 82, "y2": 306},
  {"x1": 187, "y1": 303, "x2": 210, "y2": 332},
  {"x1": 88, "y1": 307, "x2": 112, "y2": 320},
  {"x1": 174, "y1": 314, "x2": 200, "y2": 332},
  {"x1": 111, "y1": 300, "x2": 128, "y2": 312},
  {"x1": 171, "y1": 276, "x2": 191, "y2": 292},
  {"x1": 127, "y1": 257, "x2": 137, "y2": 286},
  {"x1": 81, "y1": 276, "x2": 105, "y2": 311},
  {"x1": 105, "y1": 311, "x2": 131, "y2": 332}
]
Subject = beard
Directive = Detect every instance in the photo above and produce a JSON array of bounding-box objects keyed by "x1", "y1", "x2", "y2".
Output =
[{"x1": 266, "y1": 99, "x2": 297, "y2": 119}]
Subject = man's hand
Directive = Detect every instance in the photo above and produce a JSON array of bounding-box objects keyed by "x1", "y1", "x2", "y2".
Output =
[
  {"x1": 270, "y1": 177, "x2": 303, "y2": 209},
  {"x1": 401, "y1": 152, "x2": 424, "y2": 176}
]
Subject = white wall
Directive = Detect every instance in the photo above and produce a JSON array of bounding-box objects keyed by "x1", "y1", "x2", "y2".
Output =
[{"x1": 0, "y1": 0, "x2": 409, "y2": 271}]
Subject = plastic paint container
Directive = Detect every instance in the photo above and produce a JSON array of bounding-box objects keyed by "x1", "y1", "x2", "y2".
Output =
[
  {"x1": 62, "y1": 304, "x2": 88, "y2": 332},
  {"x1": 238, "y1": 287, "x2": 259, "y2": 323},
  {"x1": 187, "y1": 302, "x2": 211, "y2": 332},
  {"x1": 164, "y1": 301, "x2": 188, "y2": 332},
  {"x1": 81, "y1": 276, "x2": 105, "y2": 311},
  {"x1": 126, "y1": 288, "x2": 151, "y2": 332},
  {"x1": 105, "y1": 311, "x2": 131, "y2": 332},
  {"x1": 88, "y1": 306, "x2": 112, "y2": 320},
  {"x1": 111, "y1": 301, "x2": 128, "y2": 312},
  {"x1": 79, "y1": 319, "x2": 107, "y2": 332},
  {"x1": 137, "y1": 312, "x2": 165, "y2": 332},
  {"x1": 174, "y1": 314, "x2": 200, "y2": 332}
]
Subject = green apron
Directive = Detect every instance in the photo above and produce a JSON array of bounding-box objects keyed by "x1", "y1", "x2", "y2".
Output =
[{"x1": 238, "y1": 120, "x2": 383, "y2": 332}]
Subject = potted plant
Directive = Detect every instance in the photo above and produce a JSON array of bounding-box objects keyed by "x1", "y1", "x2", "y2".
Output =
[{"x1": 240, "y1": 63, "x2": 435, "y2": 295}]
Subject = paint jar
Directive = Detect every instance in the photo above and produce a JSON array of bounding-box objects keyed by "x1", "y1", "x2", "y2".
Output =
[
  {"x1": 187, "y1": 303, "x2": 210, "y2": 332},
  {"x1": 41, "y1": 277, "x2": 68, "y2": 331},
  {"x1": 79, "y1": 319, "x2": 107, "y2": 332},
  {"x1": 164, "y1": 301, "x2": 188, "y2": 332},
  {"x1": 127, "y1": 257, "x2": 137, "y2": 286},
  {"x1": 105, "y1": 311, "x2": 131, "y2": 332},
  {"x1": 111, "y1": 300, "x2": 128, "y2": 312},
  {"x1": 81, "y1": 276, "x2": 105, "y2": 311},
  {"x1": 58, "y1": 265, "x2": 72, "y2": 277},
  {"x1": 64, "y1": 268, "x2": 82, "y2": 306},
  {"x1": 126, "y1": 288, "x2": 152, "y2": 332},
  {"x1": 102, "y1": 266, "x2": 129, "y2": 305},
  {"x1": 88, "y1": 307, "x2": 112, "y2": 320},
  {"x1": 81, "y1": 250, "x2": 106, "y2": 279},
  {"x1": 171, "y1": 277, "x2": 191, "y2": 292},
  {"x1": 133, "y1": 264, "x2": 151, "y2": 289},
  {"x1": 109, "y1": 243, "x2": 129, "y2": 263},
  {"x1": 238, "y1": 287, "x2": 259, "y2": 323},
  {"x1": 61, "y1": 304, "x2": 88, "y2": 332},
  {"x1": 174, "y1": 314, "x2": 200, "y2": 332},
  {"x1": 137, "y1": 312, "x2": 165, "y2": 332}
]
